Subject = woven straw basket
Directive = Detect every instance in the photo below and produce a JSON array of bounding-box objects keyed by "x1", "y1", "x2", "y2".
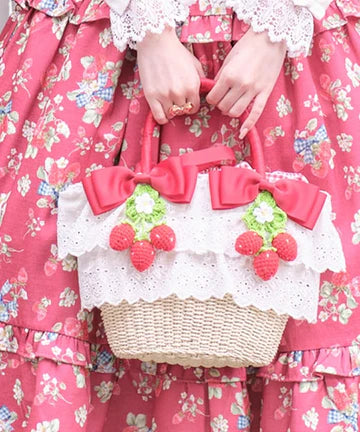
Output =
[
  {"x1": 101, "y1": 295, "x2": 288, "y2": 368},
  {"x1": 100, "y1": 79, "x2": 289, "y2": 368}
]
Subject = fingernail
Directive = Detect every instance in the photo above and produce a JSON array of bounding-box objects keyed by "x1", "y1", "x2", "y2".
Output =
[{"x1": 240, "y1": 128, "x2": 248, "y2": 139}]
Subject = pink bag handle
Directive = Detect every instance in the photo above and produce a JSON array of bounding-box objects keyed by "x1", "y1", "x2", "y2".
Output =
[{"x1": 139, "y1": 78, "x2": 266, "y2": 176}]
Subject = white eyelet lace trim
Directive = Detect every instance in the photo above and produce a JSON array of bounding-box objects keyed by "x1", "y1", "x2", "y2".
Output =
[
  {"x1": 57, "y1": 170, "x2": 345, "y2": 323},
  {"x1": 108, "y1": 0, "x2": 315, "y2": 56},
  {"x1": 110, "y1": 0, "x2": 195, "y2": 52}
]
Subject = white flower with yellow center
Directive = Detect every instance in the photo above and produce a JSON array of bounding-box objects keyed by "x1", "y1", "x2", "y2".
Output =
[
  {"x1": 135, "y1": 193, "x2": 155, "y2": 215},
  {"x1": 253, "y1": 202, "x2": 274, "y2": 224}
]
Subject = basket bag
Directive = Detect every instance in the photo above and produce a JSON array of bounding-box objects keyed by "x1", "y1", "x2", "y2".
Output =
[{"x1": 57, "y1": 79, "x2": 345, "y2": 368}]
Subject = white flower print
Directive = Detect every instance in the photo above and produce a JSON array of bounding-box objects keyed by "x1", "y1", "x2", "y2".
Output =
[
  {"x1": 94, "y1": 381, "x2": 114, "y2": 403},
  {"x1": 211, "y1": 414, "x2": 229, "y2": 432},
  {"x1": 0, "y1": 192, "x2": 11, "y2": 227},
  {"x1": 85, "y1": 163, "x2": 103, "y2": 176},
  {"x1": 13, "y1": 379, "x2": 24, "y2": 405},
  {"x1": 345, "y1": 57, "x2": 360, "y2": 87},
  {"x1": 351, "y1": 210, "x2": 360, "y2": 245},
  {"x1": 62, "y1": 254, "x2": 77, "y2": 272},
  {"x1": 135, "y1": 193, "x2": 155, "y2": 215},
  {"x1": 337, "y1": 133, "x2": 353, "y2": 152},
  {"x1": 75, "y1": 405, "x2": 88, "y2": 427},
  {"x1": 17, "y1": 174, "x2": 31, "y2": 197},
  {"x1": 59, "y1": 287, "x2": 78, "y2": 307},
  {"x1": 125, "y1": 413, "x2": 149, "y2": 432},
  {"x1": 302, "y1": 407, "x2": 319, "y2": 430},
  {"x1": 276, "y1": 95, "x2": 293, "y2": 118},
  {"x1": 22, "y1": 119, "x2": 36, "y2": 140},
  {"x1": 99, "y1": 28, "x2": 113, "y2": 48},
  {"x1": 253, "y1": 202, "x2": 274, "y2": 224},
  {"x1": 31, "y1": 419, "x2": 60, "y2": 432}
]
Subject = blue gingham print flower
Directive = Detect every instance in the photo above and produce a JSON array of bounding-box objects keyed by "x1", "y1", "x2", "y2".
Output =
[
  {"x1": 38, "y1": 0, "x2": 70, "y2": 13},
  {"x1": 294, "y1": 124, "x2": 328, "y2": 164},
  {"x1": 293, "y1": 350, "x2": 303, "y2": 362},
  {"x1": 0, "y1": 101, "x2": 12, "y2": 116},
  {"x1": 0, "y1": 280, "x2": 18, "y2": 322},
  {"x1": 37, "y1": 181, "x2": 68, "y2": 204},
  {"x1": 76, "y1": 73, "x2": 114, "y2": 108},
  {"x1": 328, "y1": 403, "x2": 359, "y2": 431},
  {"x1": 92, "y1": 350, "x2": 115, "y2": 372},
  {"x1": 237, "y1": 415, "x2": 251, "y2": 430},
  {"x1": 0, "y1": 405, "x2": 17, "y2": 432}
]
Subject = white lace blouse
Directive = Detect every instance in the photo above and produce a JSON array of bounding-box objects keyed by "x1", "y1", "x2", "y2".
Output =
[{"x1": 105, "y1": 0, "x2": 332, "y2": 56}]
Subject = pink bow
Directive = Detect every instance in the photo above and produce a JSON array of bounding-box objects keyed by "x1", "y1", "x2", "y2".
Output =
[
  {"x1": 83, "y1": 157, "x2": 198, "y2": 215},
  {"x1": 209, "y1": 167, "x2": 326, "y2": 229}
]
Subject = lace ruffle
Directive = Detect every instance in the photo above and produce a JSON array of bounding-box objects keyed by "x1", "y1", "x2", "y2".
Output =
[
  {"x1": 57, "y1": 168, "x2": 345, "y2": 323},
  {"x1": 108, "y1": 0, "x2": 316, "y2": 56}
]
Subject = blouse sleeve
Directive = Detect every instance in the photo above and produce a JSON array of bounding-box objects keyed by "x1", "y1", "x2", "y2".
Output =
[{"x1": 106, "y1": 0, "x2": 331, "y2": 56}]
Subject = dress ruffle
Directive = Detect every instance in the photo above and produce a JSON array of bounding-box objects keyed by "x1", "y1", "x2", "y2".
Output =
[
  {"x1": 14, "y1": 0, "x2": 110, "y2": 22},
  {"x1": 0, "y1": 321, "x2": 92, "y2": 367},
  {"x1": 258, "y1": 340, "x2": 360, "y2": 381}
]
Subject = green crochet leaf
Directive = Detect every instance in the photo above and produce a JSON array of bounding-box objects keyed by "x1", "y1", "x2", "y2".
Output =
[
  {"x1": 242, "y1": 191, "x2": 287, "y2": 245},
  {"x1": 123, "y1": 184, "x2": 167, "y2": 241}
]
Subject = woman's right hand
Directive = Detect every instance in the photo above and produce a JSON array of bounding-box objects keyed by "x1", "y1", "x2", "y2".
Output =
[{"x1": 137, "y1": 26, "x2": 204, "y2": 124}]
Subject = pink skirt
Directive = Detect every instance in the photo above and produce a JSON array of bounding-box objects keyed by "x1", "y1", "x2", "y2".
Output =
[{"x1": 0, "y1": 0, "x2": 360, "y2": 430}]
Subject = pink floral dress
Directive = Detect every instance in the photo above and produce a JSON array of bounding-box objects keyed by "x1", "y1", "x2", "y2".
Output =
[{"x1": 0, "y1": 1, "x2": 359, "y2": 431}]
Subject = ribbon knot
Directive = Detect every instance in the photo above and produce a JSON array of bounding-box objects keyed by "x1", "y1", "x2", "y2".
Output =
[
  {"x1": 259, "y1": 179, "x2": 275, "y2": 193},
  {"x1": 209, "y1": 166, "x2": 326, "y2": 230},
  {"x1": 134, "y1": 173, "x2": 151, "y2": 184}
]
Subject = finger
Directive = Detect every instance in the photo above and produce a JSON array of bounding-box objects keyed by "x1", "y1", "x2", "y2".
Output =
[
  {"x1": 217, "y1": 87, "x2": 246, "y2": 114},
  {"x1": 206, "y1": 77, "x2": 231, "y2": 106},
  {"x1": 240, "y1": 92, "x2": 268, "y2": 138},
  {"x1": 226, "y1": 91, "x2": 256, "y2": 119},
  {"x1": 194, "y1": 59, "x2": 206, "y2": 78},
  {"x1": 185, "y1": 93, "x2": 200, "y2": 115},
  {"x1": 150, "y1": 99, "x2": 169, "y2": 124}
]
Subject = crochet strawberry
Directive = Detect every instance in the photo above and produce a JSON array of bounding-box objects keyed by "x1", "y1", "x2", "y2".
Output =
[
  {"x1": 235, "y1": 231, "x2": 264, "y2": 256},
  {"x1": 130, "y1": 240, "x2": 155, "y2": 272},
  {"x1": 150, "y1": 225, "x2": 176, "y2": 251},
  {"x1": 253, "y1": 250, "x2": 280, "y2": 281},
  {"x1": 272, "y1": 232, "x2": 297, "y2": 262},
  {"x1": 109, "y1": 223, "x2": 135, "y2": 251}
]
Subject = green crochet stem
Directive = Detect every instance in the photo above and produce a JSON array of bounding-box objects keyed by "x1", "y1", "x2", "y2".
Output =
[
  {"x1": 122, "y1": 184, "x2": 167, "y2": 241},
  {"x1": 242, "y1": 191, "x2": 287, "y2": 250}
]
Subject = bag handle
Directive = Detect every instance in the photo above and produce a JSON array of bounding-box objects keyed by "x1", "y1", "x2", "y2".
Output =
[{"x1": 139, "y1": 78, "x2": 266, "y2": 176}]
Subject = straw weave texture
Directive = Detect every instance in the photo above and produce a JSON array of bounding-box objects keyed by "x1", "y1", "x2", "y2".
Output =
[{"x1": 101, "y1": 295, "x2": 288, "y2": 368}]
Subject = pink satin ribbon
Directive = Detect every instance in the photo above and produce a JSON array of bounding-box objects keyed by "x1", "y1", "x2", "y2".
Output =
[
  {"x1": 83, "y1": 147, "x2": 236, "y2": 215},
  {"x1": 209, "y1": 166, "x2": 327, "y2": 230}
]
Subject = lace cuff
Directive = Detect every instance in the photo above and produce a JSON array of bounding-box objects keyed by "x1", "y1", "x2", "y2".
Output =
[
  {"x1": 106, "y1": 0, "x2": 322, "y2": 56},
  {"x1": 108, "y1": 0, "x2": 194, "y2": 52},
  {"x1": 228, "y1": 0, "x2": 314, "y2": 57}
]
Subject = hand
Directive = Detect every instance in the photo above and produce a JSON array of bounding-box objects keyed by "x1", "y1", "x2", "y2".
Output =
[
  {"x1": 206, "y1": 28, "x2": 287, "y2": 138},
  {"x1": 137, "y1": 26, "x2": 205, "y2": 124}
]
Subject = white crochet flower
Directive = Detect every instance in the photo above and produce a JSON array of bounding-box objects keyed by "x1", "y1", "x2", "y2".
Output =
[
  {"x1": 135, "y1": 193, "x2": 155, "y2": 214},
  {"x1": 253, "y1": 202, "x2": 274, "y2": 224}
]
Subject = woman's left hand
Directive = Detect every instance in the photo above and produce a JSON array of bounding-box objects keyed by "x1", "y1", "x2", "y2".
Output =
[{"x1": 206, "y1": 27, "x2": 287, "y2": 138}]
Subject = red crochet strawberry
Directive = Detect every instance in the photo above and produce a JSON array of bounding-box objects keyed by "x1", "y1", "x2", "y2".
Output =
[
  {"x1": 150, "y1": 225, "x2": 176, "y2": 251},
  {"x1": 130, "y1": 240, "x2": 155, "y2": 272},
  {"x1": 109, "y1": 223, "x2": 135, "y2": 251},
  {"x1": 253, "y1": 250, "x2": 280, "y2": 281},
  {"x1": 272, "y1": 232, "x2": 297, "y2": 262},
  {"x1": 235, "y1": 231, "x2": 263, "y2": 256}
]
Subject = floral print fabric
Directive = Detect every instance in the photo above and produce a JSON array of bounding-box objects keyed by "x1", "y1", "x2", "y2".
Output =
[{"x1": 0, "y1": 0, "x2": 360, "y2": 431}]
